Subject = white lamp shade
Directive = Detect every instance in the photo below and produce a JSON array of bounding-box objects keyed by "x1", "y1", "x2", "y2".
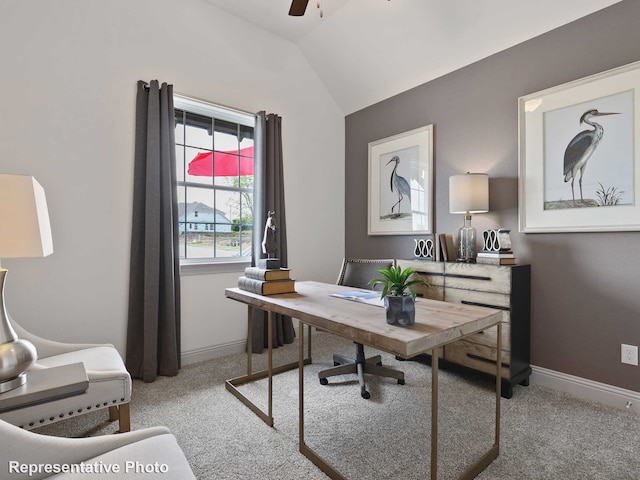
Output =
[
  {"x1": 0, "y1": 174, "x2": 53, "y2": 258},
  {"x1": 449, "y1": 173, "x2": 489, "y2": 214}
]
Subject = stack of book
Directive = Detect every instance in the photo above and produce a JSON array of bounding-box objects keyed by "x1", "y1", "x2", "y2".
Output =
[
  {"x1": 237, "y1": 266, "x2": 295, "y2": 295},
  {"x1": 476, "y1": 250, "x2": 516, "y2": 265}
]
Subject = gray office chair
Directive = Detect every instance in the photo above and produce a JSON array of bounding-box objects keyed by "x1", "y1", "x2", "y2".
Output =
[{"x1": 318, "y1": 258, "x2": 405, "y2": 399}]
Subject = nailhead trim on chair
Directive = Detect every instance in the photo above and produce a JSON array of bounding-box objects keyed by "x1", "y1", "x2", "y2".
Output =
[{"x1": 17, "y1": 399, "x2": 126, "y2": 429}]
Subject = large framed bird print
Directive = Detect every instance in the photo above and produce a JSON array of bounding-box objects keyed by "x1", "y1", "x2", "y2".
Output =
[
  {"x1": 368, "y1": 125, "x2": 433, "y2": 235},
  {"x1": 518, "y1": 60, "x2": 640, "y2": 232}
]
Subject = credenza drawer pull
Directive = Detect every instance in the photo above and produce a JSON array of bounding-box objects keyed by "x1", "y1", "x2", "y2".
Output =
[{"x1": 461, "y1": 300, "x2": 510, "y2": 311}]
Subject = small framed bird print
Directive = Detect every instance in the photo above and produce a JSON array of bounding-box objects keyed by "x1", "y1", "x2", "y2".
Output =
[
  {"x1": 368, "y1": 124, "x2": 433, "y2": 235},
  {"x1": 519, "y1": 60, "x2": 640, "y2": 233}
]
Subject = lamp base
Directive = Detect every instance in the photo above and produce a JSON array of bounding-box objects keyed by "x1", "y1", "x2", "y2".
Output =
[
  {"x1": 0, "y1": 338, "x2": 37, "y2": 393},
  {"x1": 0, "y1": 269, "x2": 38, "y2": 393},
  {"x1": 456, "y1": 257, "x2": 476, "y2": 263},
  {"x1": 457, "y1": 214, "x2": 477, "y2": 263},
  {"x1": 0, "y1": 371, "x2": 27, "y2": 394}
]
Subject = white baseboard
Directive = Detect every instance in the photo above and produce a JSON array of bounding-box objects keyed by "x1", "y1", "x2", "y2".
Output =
[
  {"x1": 180, "y1": 347, "x2": 639, "y2": 414},
  {"x1": 181, "y1": 340, "x2": 245, "y2": 366},
  {"x1": 531, "y1": 365, "x2": 639, "y2": 414}
]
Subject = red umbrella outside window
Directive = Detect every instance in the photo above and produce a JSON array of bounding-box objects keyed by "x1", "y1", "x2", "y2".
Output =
[{"x1": 187, "y1": 146, "x2": 254, "y2": 177}]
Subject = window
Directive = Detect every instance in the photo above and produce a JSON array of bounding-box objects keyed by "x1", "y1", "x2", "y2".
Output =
[{"x1": 174, "y1": 95, "x2": 255, "y2": 266}]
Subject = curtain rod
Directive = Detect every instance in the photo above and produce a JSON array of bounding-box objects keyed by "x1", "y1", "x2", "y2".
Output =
[
  {"x1": 140, "y1": 82, "x2": 258, "y2": 118},
  {"x1": 174, "y1": 91, "x2": 257, "y2": 118}
]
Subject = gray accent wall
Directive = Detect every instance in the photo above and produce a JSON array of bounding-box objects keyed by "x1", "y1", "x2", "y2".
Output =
[{"x1": 345, "y1": 0, "x2": 640, "y2": 392}]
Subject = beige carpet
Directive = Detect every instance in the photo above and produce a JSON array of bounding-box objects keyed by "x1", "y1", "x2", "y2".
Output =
[{"x1": 35, "y1": 330, "x2": 640, "y2": 479}]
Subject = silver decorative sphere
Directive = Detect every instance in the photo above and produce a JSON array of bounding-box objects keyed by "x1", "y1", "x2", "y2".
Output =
[{"x1": 0, "y1": 338, "x2": 37, "y2": 393}]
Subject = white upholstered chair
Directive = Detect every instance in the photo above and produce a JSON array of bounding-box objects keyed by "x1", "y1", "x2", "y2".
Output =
[
  {"x1": 0, "y1": 320, "x2": 131, "y2": 432},
  {"x1": 0, "y1": 418, "x2": 196, "y2": 480}
]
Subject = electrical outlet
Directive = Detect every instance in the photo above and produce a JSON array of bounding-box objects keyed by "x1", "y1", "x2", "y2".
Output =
[{"x1": 621, "y1": 344, "x2": 638, "y2": 366}]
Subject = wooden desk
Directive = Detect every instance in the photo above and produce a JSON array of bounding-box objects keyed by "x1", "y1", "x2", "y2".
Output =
[{"x1": 225, "y1": 281, "x2": 503, "y2": 480}]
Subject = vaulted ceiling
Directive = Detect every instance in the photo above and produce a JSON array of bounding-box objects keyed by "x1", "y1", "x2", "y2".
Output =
[{"x1": 203, "y1": 0, "x2": 622, "y2": 114}]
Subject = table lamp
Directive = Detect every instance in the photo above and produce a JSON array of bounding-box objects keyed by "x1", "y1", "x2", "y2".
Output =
[
  {"x1": 0, "y1": 174, "x2": 53, "y2": 393},
  {"x1": 449, "y1": 173, "x2": 489, "y2": 263}
]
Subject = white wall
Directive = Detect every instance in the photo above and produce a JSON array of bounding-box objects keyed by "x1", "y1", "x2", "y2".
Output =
[{"x1": 0, "y1": 0, "x2": 345, "y2": 359}]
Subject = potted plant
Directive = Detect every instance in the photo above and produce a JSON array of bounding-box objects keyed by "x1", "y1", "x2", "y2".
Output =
[{"x1": 369, "y1": 265, "x2": 430, "y2": 326}]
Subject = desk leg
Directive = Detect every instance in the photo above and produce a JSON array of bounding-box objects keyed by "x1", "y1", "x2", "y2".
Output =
[
  {"x1": 495, "y1": 322, "x2": 502, "y2": 445},
  {"x1": 298, "y1": 319, "x2": 305, "y2": 447},
  {"x1": 227, "y1": 310, "x2": 273, "y2": 426},
  {"x1": 431, "y1": 347, "x2": 439, "y2": 480},
  {"x1": 457, "y1": 322, "x2": 501, "y2": 480},
  {"x1": 298, "y1": 319, "x2": 346, "y2": 480},
  {"x1": 226, "y1": 310, "x2": 312, "y2": 428},
  {"x1": 247, "y1": 306, "x2": 253, "y2": 376},
  {"x1": 267, "y1": 311, "x2": 273, "y2": 422}
]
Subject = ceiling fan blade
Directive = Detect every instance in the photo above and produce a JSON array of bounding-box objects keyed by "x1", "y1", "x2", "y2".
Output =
[{"x1": 289, "y1": 0, "x2": 309, "y2": 16}]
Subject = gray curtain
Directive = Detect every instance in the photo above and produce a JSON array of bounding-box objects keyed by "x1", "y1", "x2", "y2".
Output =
[
  {"x1": 126, "y1": 80, "x2": 181, "y2": 382},
  {"x1": 251, "y1": 112, "x2": 295, "y2": 353}
]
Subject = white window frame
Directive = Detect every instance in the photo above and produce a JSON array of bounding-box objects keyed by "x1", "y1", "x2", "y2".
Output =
[{"x1": 174, "y1": 94, "x2": 256, "y2": 275}]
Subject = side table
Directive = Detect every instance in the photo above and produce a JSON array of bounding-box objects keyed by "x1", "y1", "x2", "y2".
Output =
[{"x1": 0, "y1": 363, "x2": 88, "y2": 414}]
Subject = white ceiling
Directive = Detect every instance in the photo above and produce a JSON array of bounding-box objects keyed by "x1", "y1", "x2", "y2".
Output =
[{"x1": 203, "y1": 0, "x2": 622, "y2": 114}]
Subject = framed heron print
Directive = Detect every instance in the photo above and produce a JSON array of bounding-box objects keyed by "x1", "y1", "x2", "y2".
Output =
[
  {"x1": 518, "y1": 60, "x2": 640, "y2": 233},
  {"x1": 368, "y1": 125, "x2": 433, "y2": 235}
]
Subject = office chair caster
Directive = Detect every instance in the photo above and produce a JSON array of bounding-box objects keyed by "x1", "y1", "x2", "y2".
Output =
[
  {"x1": 319, "y1": 378, "x2": 328, "y2": 385},
  {"x1": 398, "y1": 379, "x2": 405, "y2": 385},
  {"x1": 361, "y1": 390, "x2": 370, "y2": 399}
]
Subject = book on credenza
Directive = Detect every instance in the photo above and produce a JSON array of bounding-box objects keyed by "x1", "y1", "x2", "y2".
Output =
[
  {"x1": 476, "y1": 250, "x2": 516, "y2": 265},
  {"x1": 434, "y1": 233, "x2": 442, "y2": 262},
  {"x1": 243, "y1": 266, "x2": 291, "y2": 281},
  {"x1": 237, "y1": 276, "x2": 296, "y2": 295},
  {"x1": 477, "y1": 251, "x2": 515, "y2": 258},
  {"x1": 439, "y1": 233, "x2": 457, "y2": 262},
  {"x1": 476, "y1": 256, "x2": 517, "y2": 265}
]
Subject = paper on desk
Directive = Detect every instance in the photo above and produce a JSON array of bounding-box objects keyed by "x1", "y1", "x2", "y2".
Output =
[{"x1": 330, "y1": 291, "x2": 384, "y2": 307}]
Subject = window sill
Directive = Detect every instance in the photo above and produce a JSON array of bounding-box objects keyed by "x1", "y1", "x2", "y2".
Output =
[{"x1": 180, "y1": 260, "x2": 250, "y2": 276}]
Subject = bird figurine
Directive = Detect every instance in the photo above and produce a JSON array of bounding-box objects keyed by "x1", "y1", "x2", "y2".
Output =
[
  {"x1": 386, "y1": 155, "x2": 411, "y2": 215},
  {"x1": 563, "y1": 109, "x2": 619, "y2": 205}
]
